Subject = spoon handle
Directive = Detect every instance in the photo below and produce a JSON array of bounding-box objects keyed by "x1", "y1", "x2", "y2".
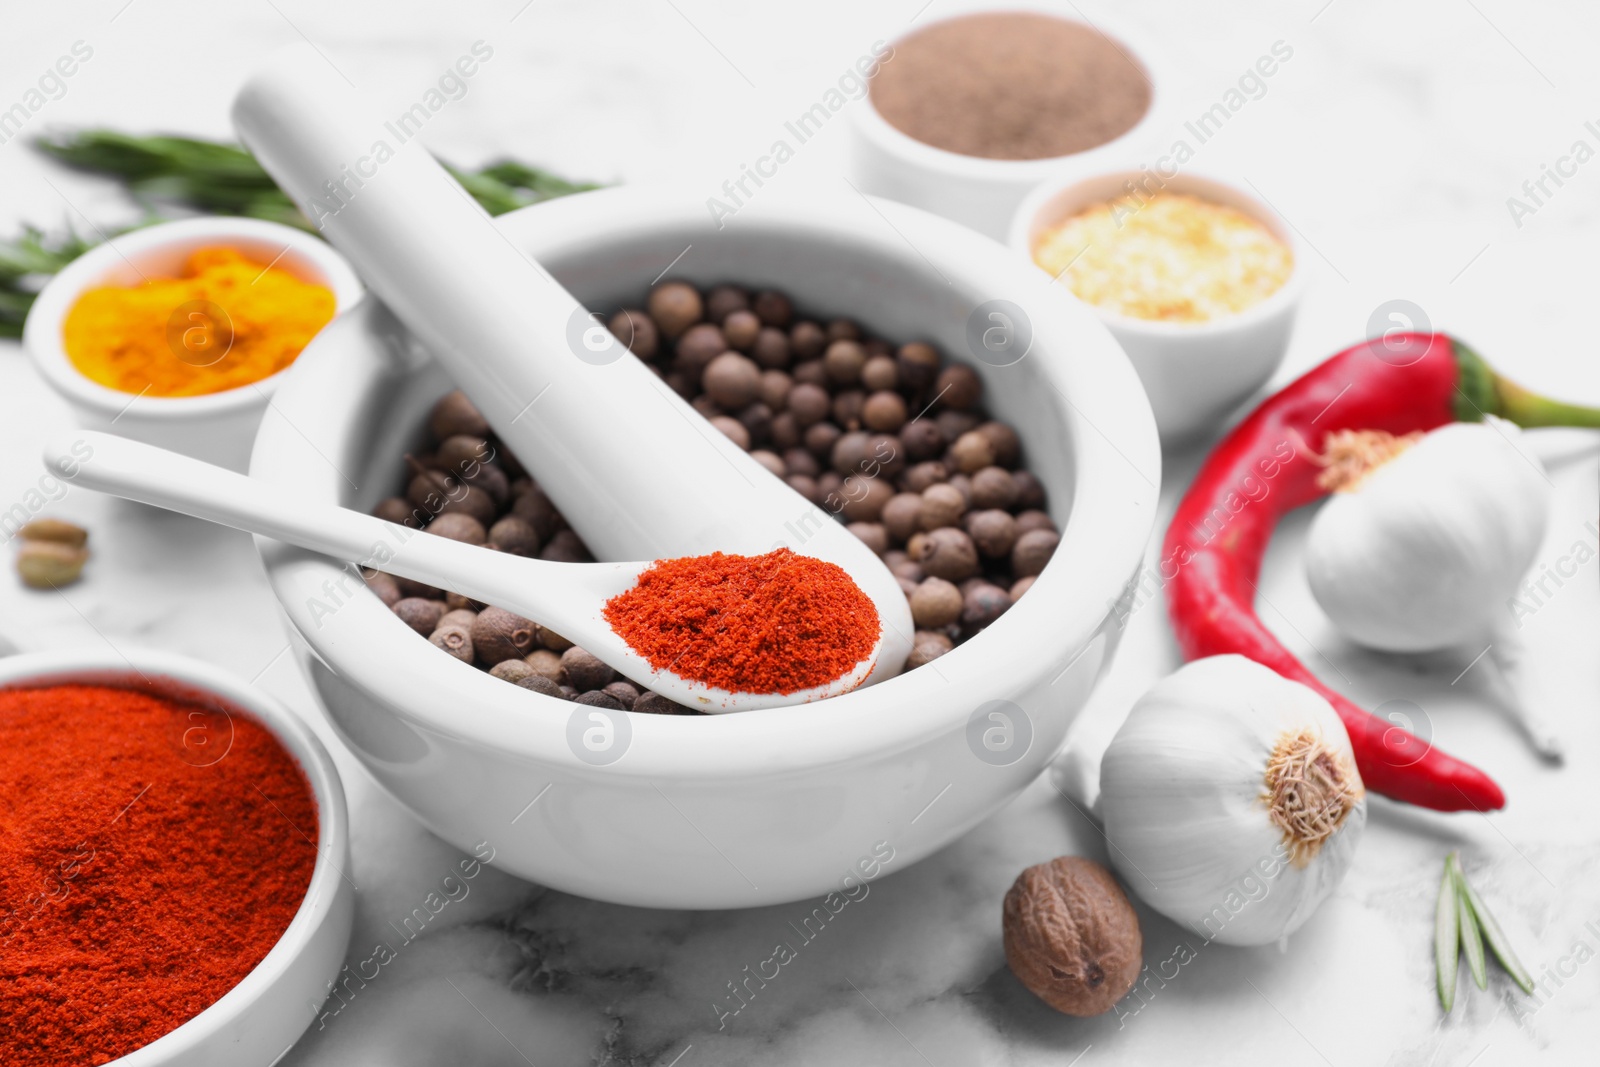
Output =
[{"x1": 45, "y1": 431, "x2": 547, "y2": 610}]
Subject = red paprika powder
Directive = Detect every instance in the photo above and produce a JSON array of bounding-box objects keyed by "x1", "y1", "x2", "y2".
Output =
[
  {"x1": 0, "y1": 682, "x2": 318, "y2": 1066},
  {"x1": 604, "y1": 549, "x2": 880, "y2": 694}
]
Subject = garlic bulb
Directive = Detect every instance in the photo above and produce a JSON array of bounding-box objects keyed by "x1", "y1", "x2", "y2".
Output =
[
  {"x1": 1305, "y1": 420, "x2": 1550, "y2": 653},
  {"x1": 1100, "y1": 656, "x2": 1366, "y2": 947}
]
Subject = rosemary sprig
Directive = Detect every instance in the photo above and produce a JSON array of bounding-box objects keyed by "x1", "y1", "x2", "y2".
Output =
[
  {"x1": 0, "y1": 227, "x2": 101, "y2": 338},
  {"x1": 1436, "y1": 851, "x2": 1536, "y2": 1011},
  {"x1": 0, "y1": 129, "x2": 598, "y2": 336},
  {"x1": 1436, "y1": 856, "x2": 1460, "y2": 1011}
]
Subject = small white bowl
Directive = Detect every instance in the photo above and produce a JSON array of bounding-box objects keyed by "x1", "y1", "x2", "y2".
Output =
[
  {"x1": 1010, "y1": 169, "x2": 1306, "y2": 443},
  {"x1": 0, "y1": 649, "x2": 353, "y2": 1066},
  {"x1": 24, "y1": 217, "x2": 362, "y2": 472},
  {"x1": 850, "y1": 2, "x2": 1171, "y2": 241}
]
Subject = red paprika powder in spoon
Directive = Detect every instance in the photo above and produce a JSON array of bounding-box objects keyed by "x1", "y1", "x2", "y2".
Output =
[
  {"x1": 0, "y1": 683, "x2": 318, "y2": 1066},
  {"x1": 605, "y1": 548, "x2": 881, "y2": 695}
]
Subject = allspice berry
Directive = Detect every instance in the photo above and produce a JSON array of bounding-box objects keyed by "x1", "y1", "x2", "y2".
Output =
[
  {"x1": 861, "y1": 355, "x2": 899, "y2": 392},
  {"x1": 847, "y1": 521, "x2": 890, "y2": 556},
  {"x1": 899, "y1": 419, "x2": 944, "y2": 462},
  {"x1": 896, "y1": 341, "x2": 941, "y2": 391},
  {"x1": 524, "y1": 648, "x2": 564, "y2": 684},
  {"x1": 429, "y1": 390, "x2": 489, "y2": 440},
  {"x1": 602, "y1": 681, "x2": 641, "y2": 709},
  {"x1": 394, "y1": 597, "x2": 446, "y2": 635},
  {"x1": 1002, "y1": 856, "x2": 1142, "y2": 1017},
  {"x1": 862, "y1": 390, "x2": 908, "y2": 432},
  {"x1": 675, "y1": 323, "x2": 727, "y2": 379},
  {"x1": 881, "y1": 492, "x2": 924, "y2": 543},
  {"x1": 790, "y1": 320, "x2": 826, "y2": 360},
  {"x1": 935, "y1": 364, "x2": 983, "y2": 410},
  {"x1": 561, "y1": 646, "x2": 617, "y2": 693},
  {"x1": 913, "y1": 527, "x2": 979, "y2": 581},
  {"x1": 710, "y1": 415, "x2": 751, "y2": 450},
  {"x1": 823, "y1": 340, "x2": 867, "y2": 385},
  {"x1": 723, "y1": 309, "x2": 761, "y2": 351},
  {"x1": 516, "y1": 674, "x2": 565, "y2": 699},
  {"x1": 635, "y1": 691, "x2": 692, "y2": 715},
  {"x1": 907, "y1": 630, "x2": 954, "y2": 669},
  {"x1": 705, "y1": 284, "x2": 750, "y2": 323},
  {"x1": 1015, "y1": 509, "x2": 1056, "y2": 536},
  {"x1": 609, "y1": 308, "x2": 659, "y2": 359},
  {"x1": 429, "y1": 624, "x2": 474, "y2": 662},
  {"x1": 910, "y1": 577, "x2": 963, "y2": 628},
  {"x1": 439, "y1": 608, "x2": 478, "y2": 631},
  {"x1": 966, "y1": 509, "x2": 1018, "y2": 559},
  {"x1": 648, "y1": 280, "x2": 703, "y2": 339},
  {"x1": 961, "y1": 582, "x2": 1011, "y2": 629},
  {"x1": 978, "y1": 420, "x2": 1022, "y2": 468},
  {"x1": 487, "y1": 515, "x2": 540, "y2": 557},
  {"x1": 752, "y1": 327, "x2": 792, "y2": 369},
  {"x1": 901, "y1": 461, "x2": 948, "y2": 493},
  {"x1": 364, "y1": 571, "x2": 402, "y2": 608},
  {"x1": 373, "y1": 497, "x2": 417, "y2": 526},
  {"x1": 490, "y1": 658, "x2": 535, "y2": 683},
  {"x1": 704, "y1": 352, "x2": 762, "y2": 408},
  {"x1": 425, "y1": 512, "x2": 487, "y2": 545},
  {"x1": 969, "y1": 466, "x2": 1017, "y2": 510},
  {"x1": 472, "y1": 606, "x2": 538, "y2": 664},
  {"x1": 752, "y1": 289, "x2": 793, "y2": 327},
  {"x1": 1010, "y1": 576, "x2": 1036, "y2": 602},
  {"x1": 786, "y1": 382, "x2": 832, "y2": 427},
  {"x1": 918, "y1": 483, "x2": 966, "y2": 531},
  {"x1": 950, "y1": 430, "x2": 996, "y2": 473},
  {"x1": 839, "y1": 477, "x2": 894, "y2": 523},
  {"x1": 1012, "y1": 528, "x2": 1061, "y2": 578}
]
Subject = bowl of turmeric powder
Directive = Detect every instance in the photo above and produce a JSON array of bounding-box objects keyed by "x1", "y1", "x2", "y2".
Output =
[{"x1": 23, "y1": 216, "x2": 362, "y2": 472}]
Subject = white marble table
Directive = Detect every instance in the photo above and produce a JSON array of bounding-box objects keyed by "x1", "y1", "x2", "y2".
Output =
[{"x1": 3, "y1": 2, "x2": 1598, "y2": 1064}]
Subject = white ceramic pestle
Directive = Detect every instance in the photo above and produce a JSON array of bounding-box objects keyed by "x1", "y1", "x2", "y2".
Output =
[
  {"x1": 229, "y1": 44, "x2": 911, "y2": 684},
  {"x1": 47, "y1": 432, "x2": 881, "y2": 711}
]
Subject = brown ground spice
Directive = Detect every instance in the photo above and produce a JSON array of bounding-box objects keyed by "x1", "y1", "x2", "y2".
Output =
[{"x1": 870, "y1": 12, "x2": 1151, "y2": 161}]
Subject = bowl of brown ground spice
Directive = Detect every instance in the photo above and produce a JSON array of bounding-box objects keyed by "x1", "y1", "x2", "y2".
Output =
[{"x1": 851, "y1": 4, "x2": 1169, "y2": 239}]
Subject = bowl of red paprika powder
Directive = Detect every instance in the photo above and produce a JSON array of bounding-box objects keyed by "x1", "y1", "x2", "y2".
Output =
[
  {"x1": 0, "y1": 649, "x2": 353, "y2": 1066},
  {"x1": 252, "y1": 184, "x2": 1159, "y2": 909}
]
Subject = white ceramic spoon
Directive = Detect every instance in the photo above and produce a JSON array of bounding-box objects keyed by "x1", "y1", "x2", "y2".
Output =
[
  {"x1": 228, "y1": 44, "x2": 913, "y2": 685},
  {"x1": 47, "y1": 431, "x2": 880, "y2": 712}
]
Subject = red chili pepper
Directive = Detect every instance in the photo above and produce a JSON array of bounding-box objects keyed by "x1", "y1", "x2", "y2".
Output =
[{"x1": 1163, "y1": 332, "x2": 1600, "y2": 812}]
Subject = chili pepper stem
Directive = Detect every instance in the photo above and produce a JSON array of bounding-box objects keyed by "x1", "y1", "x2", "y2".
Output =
[
  {"x1": 1491, "y1": 376, "x2": 1600, "y2": 429},
  {"x1": 1453, "y1": 341, "x2": 1600, "y2": 428}
]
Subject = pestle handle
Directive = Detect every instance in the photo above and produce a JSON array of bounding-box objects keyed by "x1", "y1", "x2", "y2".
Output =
[{"x1": 230, "y1": 45, "x2": 910, "y2": 681}]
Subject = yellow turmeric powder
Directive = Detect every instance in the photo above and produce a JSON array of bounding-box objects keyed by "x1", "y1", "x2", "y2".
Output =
[{"x1": 62, "y1": 246, "x2": 336, "y2": 397}]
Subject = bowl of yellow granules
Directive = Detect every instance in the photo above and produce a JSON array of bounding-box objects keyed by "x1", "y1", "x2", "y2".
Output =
[
  {"x1": 25, "y1": 217, "x2": 362, "y2": 471},
  {"x1": 1010, "y1": 169, "x2": 1304, "y2": 444}
]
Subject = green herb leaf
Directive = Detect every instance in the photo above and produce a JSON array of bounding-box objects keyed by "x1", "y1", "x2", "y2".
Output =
[
  {"x1": 1456, "y1": 861, "x2": 1536, "y2": 994},
  {"x1": 1, "y1": 129, "x2": 598, "y2": 336},
  {"x1": 1436, "y1": 852, "x2": 1460, "y2": 1011},
  {"x1": 1450, "y1": 855, "x2": 1487, "y2": 990}
]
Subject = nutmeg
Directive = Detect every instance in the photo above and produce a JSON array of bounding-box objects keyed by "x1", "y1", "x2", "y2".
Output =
[{"x1": 1002, "y1": 856, "x2": 1142, "y2": 1017}]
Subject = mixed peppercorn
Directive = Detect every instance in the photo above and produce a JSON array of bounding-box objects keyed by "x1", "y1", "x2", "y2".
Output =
[{"x1": 367, "y1": 279, "x2": 1058, "y2": 710}]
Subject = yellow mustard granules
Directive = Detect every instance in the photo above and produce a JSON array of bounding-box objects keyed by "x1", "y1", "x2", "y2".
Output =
[
  {"x1": 1033, "y1": 192, "x2": 1293, "y2": 323},
  {"x1": 63, "y1": 246, "x2": 336, "y2": 397}
]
